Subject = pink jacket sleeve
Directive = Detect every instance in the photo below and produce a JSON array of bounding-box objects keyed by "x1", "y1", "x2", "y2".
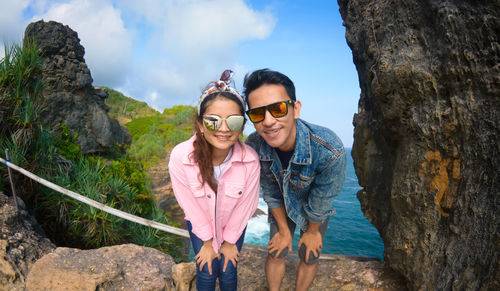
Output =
[
  {"x1": 222, "y1": 159, "x2": 261, "y2": 244},
  {"x1": 168, "y1": 152, "x2": 213, "y2": 242}
]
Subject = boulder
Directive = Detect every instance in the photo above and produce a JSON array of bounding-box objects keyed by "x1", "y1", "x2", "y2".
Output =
[
  {"x1": 26, "y1": 244, "x2": 176, "y2": 291},
  {"x1": 23, "y1": 20, "x2": 131, "y2": 154},
  {"x1": 0, "y1": 192, "x2": 55, "y2": 291},
  {"x1": 338, "y1": 0, "x2": 499, "y2": 290}
]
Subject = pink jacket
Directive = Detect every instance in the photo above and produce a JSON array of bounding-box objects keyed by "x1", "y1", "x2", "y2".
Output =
[{"x1": 168, "y1": 136, "x2": 260, "y2": 253}]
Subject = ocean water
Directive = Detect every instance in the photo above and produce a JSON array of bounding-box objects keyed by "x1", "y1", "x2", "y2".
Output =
[{"x1": 244, "y1": 149, "x2": 385, "y2": 260}]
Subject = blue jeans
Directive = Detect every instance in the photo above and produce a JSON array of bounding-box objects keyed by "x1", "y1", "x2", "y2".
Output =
[{"x1": 186, "y1": 221, "x2": 246, "y2": 291}]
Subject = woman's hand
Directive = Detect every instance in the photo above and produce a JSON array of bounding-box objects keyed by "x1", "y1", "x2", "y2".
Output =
[
  {"x1": 195, "y1": 239, "x2": 220, "y2": 275},
  {"x1": 220, "y1": 241, "x2": 240, "y2": 272}
]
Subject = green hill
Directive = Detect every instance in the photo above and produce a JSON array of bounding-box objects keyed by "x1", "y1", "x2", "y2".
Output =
[{"x1": 101, "y1": 86, "x2": 159, "y2": 124}]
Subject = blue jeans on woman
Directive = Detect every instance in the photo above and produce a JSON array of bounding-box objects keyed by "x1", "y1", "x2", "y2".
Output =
[{"x1": 186, "y1": 221, "x2": 246, "y2": 291}]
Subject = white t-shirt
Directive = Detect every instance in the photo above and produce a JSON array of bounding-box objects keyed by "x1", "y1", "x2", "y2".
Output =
[{"x1": 213, "y1": 147, "x2": 233, "y2": 183}]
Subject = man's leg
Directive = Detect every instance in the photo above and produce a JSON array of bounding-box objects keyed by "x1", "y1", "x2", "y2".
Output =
[
  {"x1": 265, "y1": 254, "x2": 287, "y2": 291},
  {"x1": 266, "y1": 218, "x2": 296, "y2": 291},
  {"x1": 295, "y1": 261, "x2": 318, "y2": 291},
  {"x1": 295, "y1": 218, "x2": 330, "y2": 291}
]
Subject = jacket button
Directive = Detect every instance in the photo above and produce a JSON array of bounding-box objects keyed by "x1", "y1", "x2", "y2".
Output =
[
  {"x1": 238, "y1": 191, "x2": 242, "y2": 195},
  {"x1": 207, "y1": 194, "x2": 211, "y2": 198}
]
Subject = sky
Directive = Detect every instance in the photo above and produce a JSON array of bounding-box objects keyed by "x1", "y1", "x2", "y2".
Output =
[{"x1": 0, "y1": 0, "x2": 360, "y2": 147}]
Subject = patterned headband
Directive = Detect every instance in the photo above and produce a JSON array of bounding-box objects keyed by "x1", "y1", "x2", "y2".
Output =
[{"x1": 197, "y1": 69, "x2": 245, "y2": 114}]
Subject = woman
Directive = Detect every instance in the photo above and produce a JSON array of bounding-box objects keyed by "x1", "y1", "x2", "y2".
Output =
[{"x1": 168, "y1": 70, "x2": 260, "y2": 290}]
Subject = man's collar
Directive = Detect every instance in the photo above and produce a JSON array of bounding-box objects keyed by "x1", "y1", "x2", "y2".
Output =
[
  {"x1": 291, "y1": 119, "x2": 312, "y2": 165},
  {"x1": 258, "y1": 119, "x2": 312, "y2": 165}
]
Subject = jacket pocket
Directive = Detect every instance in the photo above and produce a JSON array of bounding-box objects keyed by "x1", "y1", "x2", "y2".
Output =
[
  {"x1": 189, "y1": 183, "x2": 205, "y2": 198},
  {"x1": 221, "y1": 182, "x2": 245, "y2": 215},
  {"x1": 289, "y1": 172, "x2": 313, "y2": 201},
  {"x1": 224, "y1": 182, "x2": 245, "y2": 198}
]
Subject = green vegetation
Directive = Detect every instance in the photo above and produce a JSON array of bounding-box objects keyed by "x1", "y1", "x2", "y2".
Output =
[
  {"x1": 0, "y1": 42, "x2": 185, "y2": 261},
  {"x1": 103, "y1": 86, "x2": 158, "y2": 121},
  {"x1": 125, "y1": 104, "x2": 195, "y2": 161}
]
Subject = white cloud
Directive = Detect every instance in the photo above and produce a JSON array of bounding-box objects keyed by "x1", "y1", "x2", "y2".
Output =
[
  {"x1": 149, "y1": 91, "x2": 158, "y2": 102},
  {"x1": 0, "y1": 0, "x2": 30, "y2": 52},
  {"x1": 162, "y1": 0, "x2": 275, "y2": 55},
  {"x1": 32, "y1": 0, "x2": 133, "y2": 87},
  {"x1": 115, "y1": 0, "x2": 276, "y2": 109}
]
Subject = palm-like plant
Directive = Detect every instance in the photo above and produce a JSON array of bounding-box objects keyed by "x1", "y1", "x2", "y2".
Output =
[{"x1": 0, "y1": 41, "x2": 45, "y2": 147}]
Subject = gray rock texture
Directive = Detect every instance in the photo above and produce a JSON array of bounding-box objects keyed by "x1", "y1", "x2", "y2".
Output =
[
  {"x1": 23, "y1": 20, "x2": 131, "y2": 154},
  {"x1": 338, "y1": 0, "x2": 499, "y2": 290},
  {"x1": 0, "y1": 192, "x2": 55, "y2": 291},
  {"x1": 26, "y1": 244, "x2": 176, "y2": 291}
]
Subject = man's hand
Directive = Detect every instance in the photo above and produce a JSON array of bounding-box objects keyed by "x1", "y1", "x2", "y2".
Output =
[
  {"x1": 268, "y1": 229, "x2": 292, "y2": 258},
  {"x1": 298, "y1": 222, "x2": 323, "y2": 263},
  {"x1": 195, "y1": 239, "x2": 220, "y2": 275},
  {"x1": 220, "y1": 241, "x2": 239, "y2": 272}
]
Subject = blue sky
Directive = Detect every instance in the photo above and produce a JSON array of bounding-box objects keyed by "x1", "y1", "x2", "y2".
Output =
[{"x1": 1, "y1": 0, "x2": 360, "y2": 146}]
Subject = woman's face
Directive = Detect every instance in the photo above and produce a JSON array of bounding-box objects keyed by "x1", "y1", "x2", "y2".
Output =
[{"x1": 199, "y1": 97, "x2": 244, "y2": 154}]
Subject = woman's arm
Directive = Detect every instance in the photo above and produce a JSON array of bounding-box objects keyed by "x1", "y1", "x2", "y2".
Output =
[{"x1": 168, "y1": 154, "x2": 214, "y2": 242}]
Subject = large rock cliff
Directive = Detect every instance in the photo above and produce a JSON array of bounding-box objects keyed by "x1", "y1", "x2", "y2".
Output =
[
  {"x1": 338, "y1": 0, "x2": 499, "y2": 290},
  {"x1": 23, "y1": 20, "x2": 131, "y2": 154}
]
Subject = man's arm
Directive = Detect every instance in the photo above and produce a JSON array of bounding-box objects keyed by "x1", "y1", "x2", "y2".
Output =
[
  {"x1": 304, "y1": 148, "x2": 347, "y2": 223},
  {"x1": 297, "y1": 221, "x2": 322, "y2": 263},
  {"x1": 299, "y1": 148, "x2": 346, "y2": 262}
]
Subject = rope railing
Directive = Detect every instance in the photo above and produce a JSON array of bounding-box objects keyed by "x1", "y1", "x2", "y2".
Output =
[{"x1": 0, "y1": 156, "x2": 189, "y2": 238}]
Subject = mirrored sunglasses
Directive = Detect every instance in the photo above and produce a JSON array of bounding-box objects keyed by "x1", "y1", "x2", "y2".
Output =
[
  {"x1": 203, "y1": 114, "x2": 245, "y2": 131},
  {"x1": 246, "y1": 100, "x2": 294, "y2": 123}
]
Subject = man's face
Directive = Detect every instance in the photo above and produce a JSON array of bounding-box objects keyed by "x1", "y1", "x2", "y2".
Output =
[{"x1": 247, "y1": 84, "x2": 301, "y2": 151}]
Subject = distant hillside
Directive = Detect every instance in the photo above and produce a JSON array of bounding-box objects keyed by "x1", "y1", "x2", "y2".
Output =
[{"x1": 101, "y1": 87, "x2": 158, "y2": 124}]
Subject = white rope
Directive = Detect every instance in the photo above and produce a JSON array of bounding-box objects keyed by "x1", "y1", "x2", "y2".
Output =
[{"x1": 0, "y1": 157, "x2": 189, "y2": 238}]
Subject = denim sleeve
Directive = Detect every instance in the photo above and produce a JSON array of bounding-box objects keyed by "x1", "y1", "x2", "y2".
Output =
[
  {"x1": 304, "y1": 148, "x2": 347, "y2": 223},
  {"x1": 261, "y1": 169, "x2": 284, "y2": 209}
]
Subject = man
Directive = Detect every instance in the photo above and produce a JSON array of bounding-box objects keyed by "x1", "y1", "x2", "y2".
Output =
[{"x1": 244, "y1": 69, "x2": 346, "y2": 291}]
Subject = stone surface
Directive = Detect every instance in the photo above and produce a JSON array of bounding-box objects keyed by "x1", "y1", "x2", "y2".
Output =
[
  {"x1": 338, "y1": 0, "x2": 499, "y2": 290},
  {"x1": 26, "y1": 244, "x2": 176, "y2": 291},
  {"x1": 0, "y1": 192, "x2": 55, "y2": 291},
  {"x1": 23, "y1": 20, "x2": 131, "y2": 154},
  {"x1": 237, "y1": 244, "x2": 406, "y2": 290},
  {"x1": 172, "y1": 261, "x2": 196, "y2": 291}
]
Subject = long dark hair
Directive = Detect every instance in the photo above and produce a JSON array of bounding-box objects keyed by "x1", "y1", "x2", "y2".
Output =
[{"x1": 192, "y1": 91, "x2": 246, "y2": 192}]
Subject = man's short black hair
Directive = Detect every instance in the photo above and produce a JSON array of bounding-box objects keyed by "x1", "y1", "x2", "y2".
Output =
[{"x1": 243, "y1": 69, "x2": 296, "y2": 107}]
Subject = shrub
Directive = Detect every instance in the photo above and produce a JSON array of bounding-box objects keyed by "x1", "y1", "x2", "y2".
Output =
[
  {"x1": 164, "y1": 128, "x2": 191, "y2": 147},
  {"x1": 125, "y1": 115, "x2": 164, "y2": 140},
  {"x1": 128, "y1": 133, "x2": 166, "y2": 162}
]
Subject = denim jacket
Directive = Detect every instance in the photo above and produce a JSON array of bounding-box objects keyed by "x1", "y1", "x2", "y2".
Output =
[{"x1": 246, "y1": 119, "x2": 346, "y2": 231}]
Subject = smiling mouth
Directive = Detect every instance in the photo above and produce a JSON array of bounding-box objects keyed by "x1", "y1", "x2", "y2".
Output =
[
  {"x1": 264, "y1": 128, "x2": 281, "y2": 135},
  {"x1": 214, "y1": 135, "x2": 232, "y2": 140}
]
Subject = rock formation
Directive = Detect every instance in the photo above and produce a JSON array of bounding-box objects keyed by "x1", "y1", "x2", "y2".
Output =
[
  {"x1": 23, "y1": 244, "x2": 405, "y2": 291},
  {"x1": 338, "y1": 0, "x2": 499, "y2": 290},
  {"x1": 23, "y1": 20, "x2": 131, "y2": 154},
  {"x1": 0, "y1": 192, "x2": 55, "y2": 290}
]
